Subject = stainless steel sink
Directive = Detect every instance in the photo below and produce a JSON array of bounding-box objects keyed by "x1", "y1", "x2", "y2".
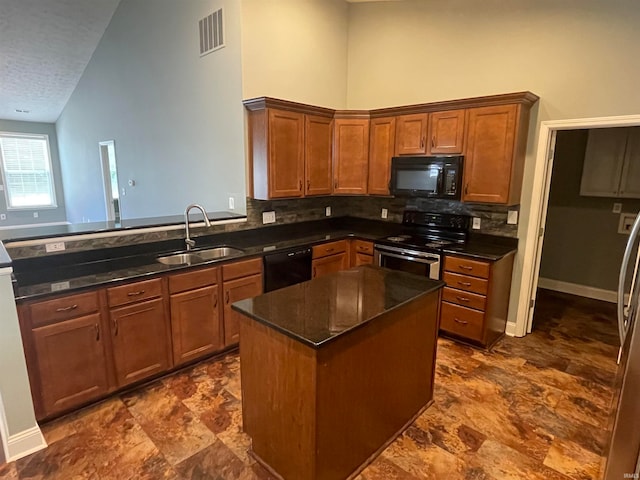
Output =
[
  {"x1": 197, "y1": 246, "x2": 244, "y2": 260},
  {"x1": 156, "y1": 246, "x2": 244, "y2": 266}
]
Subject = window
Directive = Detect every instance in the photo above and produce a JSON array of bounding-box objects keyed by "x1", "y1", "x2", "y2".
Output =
[{"x1": 0, "y1": 133, "x2": 57, "y2": 209}]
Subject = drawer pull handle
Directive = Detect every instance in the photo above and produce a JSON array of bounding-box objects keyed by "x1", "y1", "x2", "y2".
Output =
[
  {"x1": 459, "y1": 265, "x2": 473, "y2": 271},
  {"x1": 95, "y1": 323, "x2": 100, "y2": 341},
  {"x1": 454, "y1": 317, "x2": 468, "y2": 325},
  {"x1": 421, "y1": 136, "x2": 425, "y2": 149},
  {"x1": 214, "y1": 294, "x2": 218, "y2": 308},
  {"x1": 127, "y1": 290, "x2": 145, "y2": 297},
  {"x1": 458, "y1": 281, "x2": 472, "y2": 287},
  {"x1": 113, "y1": 318, "x2": 118, "y2": 336},
  {"x1": 358, "y1": 246, "x2": 368, "y2": 251},
  {"x1": 431, "y1": 136, "x2": 435, "y2": 149},
  {"x1": 55, "y1": 304, "x2": 78, "y2": 312},
  {"x1": 313, "y1": 266, "x2": 317, "y2": 278},
  {"x1": 225, "y1": 291, "x2": 230, "y2": 304},
  {"x1": 326, "y1": 248, "x2": 335, "y2": 252},
  {"x1": 299, "y1": 180, "x2": 302, "y2": 191},
  {"x1": 456, "y1": 296, "x2": 470, "y2": 302}
]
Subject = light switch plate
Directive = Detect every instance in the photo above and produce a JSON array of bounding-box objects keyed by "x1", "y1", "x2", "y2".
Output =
[
  {"x1": 325, "y1": 206, "x2": 331, "y2": 217},
  {"x1": 381, "y1": 208, "x2": 388, "y2": 219},
  {"x1": 472, "y1": 217, "x2": 481, "y2": 229},
  {"x1": 262, "y1": 211, "x2": 276, "y2": 224},
  {"x1": 507, "y1": 210, "x2": 518, "y2": 225},
  {"x1": 0, "y1": 214, "x2": 5, "y2": 220},
  {"x1": 613, "y1": 203, "x2": 622, "y2": 214},
  {"x1": 619, "y1": 213, "x2": 637, "y2": 234},
  {"x1": 228, "y1": 196, "x2": 235, "y2": 209}
]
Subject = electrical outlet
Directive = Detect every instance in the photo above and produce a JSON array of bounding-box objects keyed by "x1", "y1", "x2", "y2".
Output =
[
  {"x1": 507, "y1": 210, "x2": 518, "y2": 225},
  {"x1": 0, "y1": 214, "x2": 5, "y2": 220},
  {"x1": 45, "y1": 241, "x2": 66, "y2": 253},
  {"x1": 262, "y1": 211, "x2": 276, "y2": 224},
  {"x1": 472, "y1": 217, "x2": 481, "y2": 229},
  {"x1": 33, "y1": 212, "x2": 38, "y2": 218},
  {"x1": 619, "y1": 213, "x2": 637, "y2": 234},
  {"x1": 381, "y1": 208, "x2": 388, "y2": 219},
  {"x1": 613, "y1": 203, "x2": 622, "y2": 214},
  {"x1": 325, "y1": 206, "x2": 331, "y2": 217},
  {"x1": 228, "y1": 196, "x2": 235, "y2": 209}
]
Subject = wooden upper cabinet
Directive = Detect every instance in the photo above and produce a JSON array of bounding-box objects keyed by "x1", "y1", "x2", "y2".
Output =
[
  {"x1": 305, "y1": 115, "x2": 333, "y2": 196},
  {"x1": 333, "y1": 117, "x2": 370, "y2": 195},
  {"x1": 368, "y1": 117, "x2": 396, "y2": 196},
  {"x1": 463, "y1": 104, "x2": 528, "y2": 205},
  {"x1": 428, "y1": 109, "x2": 465, "y2": 155},
  {"x1": 268, "y1": 109, "x2": 305, "y2": 198},
  {"x1": 395, "y1": 113, "x2": 428, "y2": 155}
]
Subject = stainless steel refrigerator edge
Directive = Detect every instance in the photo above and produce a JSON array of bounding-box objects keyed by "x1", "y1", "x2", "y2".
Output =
[{"x1": 605, "y1": 212, "x2": 640, "y2": 479}]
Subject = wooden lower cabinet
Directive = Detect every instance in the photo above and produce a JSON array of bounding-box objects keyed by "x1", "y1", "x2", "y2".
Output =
[
  {"x1": 350, "y1": 239, "x2": 374, "y2": 267},
  {"x1": 223, "y1": 274, "x2": 262, "y2": 346},
  {"x1": 170, "y1": 285, "x2": 221, "y2": 366},
  {"x1": 110, "y1": 298, "x2": 172, "y2": 387},
  {"x1": 313, "y1": 253, "x2": 348, "y2": 278},
  {"x1": 440, "y1": 253, "x2": 515, "y2": 348},
  {"x1": 31, "y1": 313, "x2": 110, "y2": 417}
]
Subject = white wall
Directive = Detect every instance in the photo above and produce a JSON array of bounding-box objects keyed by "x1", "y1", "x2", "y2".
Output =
[
  {"x1": 241, "y1": 0, "x2": 349, "y2": 109},
  {"x1": 57, "y1": 0, "x2": 246, "y2": 223}
]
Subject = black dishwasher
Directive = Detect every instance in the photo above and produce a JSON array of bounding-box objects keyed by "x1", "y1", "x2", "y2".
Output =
[{"x1": 263, "y1": 247, "x2": 313, "y2": 292}]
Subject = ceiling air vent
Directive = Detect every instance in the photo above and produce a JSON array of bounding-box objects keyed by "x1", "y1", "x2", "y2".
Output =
[{"x1": 199, "y1": 8, "x2": 225, "y2": 56}]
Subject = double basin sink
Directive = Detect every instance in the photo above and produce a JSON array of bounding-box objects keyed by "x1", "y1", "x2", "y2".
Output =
[{"x1": 156, "y1": 246, "x2": 244, "y2": 266}]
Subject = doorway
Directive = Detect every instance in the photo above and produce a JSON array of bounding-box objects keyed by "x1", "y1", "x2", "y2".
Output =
[
  {"x1": 98, "y1": 140, "x2": 121, "y2": 222},
  {"x1": 514, "y1": 114, "x2": 640, "y2": 336}
]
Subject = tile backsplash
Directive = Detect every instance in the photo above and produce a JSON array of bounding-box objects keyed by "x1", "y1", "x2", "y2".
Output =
[{"x1": 5, "y1": 196, "x2": 517, "y2": 259}]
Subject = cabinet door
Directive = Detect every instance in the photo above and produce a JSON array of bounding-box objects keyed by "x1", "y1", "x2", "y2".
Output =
[
  {"x1": 352, "y1": 252, "x2": 373, "y2": 267},
  {"x1": 428, "y1": 109, "x2": 465, "y2": 155},
  {"x1": 170, "y1": 285, "x2": 221, "y2": 366},
  {"x1": 463, "y1": 105, "x2": 517, "y2": 204},
  {"x1": 395, "y1": 113, "x2": 428, "y2": 155},
  {"x1": 580, "y1": 128, "x2": 628, "y2": 197},
  {"x1": 619, "y1": 128, "x2": 640, "y2": 198},
  {"x1": 368, "y1": 117, "x2": 396, "y2": 195},
  {"x1": 110, "y1": 298, "x2": 171, "y2": 387},
  {"x1": 32, "y1": 313, "x2": 109, "y2": 416},
  {"x1": 312, "y1": 252, "x2": 348, "y2": 279},
  {"x1": 223, "y1": 273, "x2": 263, "y2": 347},
  {"x1": 333, "y1": 118, "x2": 370, "y2": 194},
  {"x1": 268, "y1": 109, "x2": 305, "y2": 198},
  {"x1": 305, "y1": 115, "x2": 333, "y2": 196}
]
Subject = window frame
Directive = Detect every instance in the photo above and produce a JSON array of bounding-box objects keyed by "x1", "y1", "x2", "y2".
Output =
[{"x1": 0, "y1": 131, "x2": 58, "y2": 210}]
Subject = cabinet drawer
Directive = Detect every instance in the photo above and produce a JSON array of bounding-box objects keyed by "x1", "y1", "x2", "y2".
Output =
[
  {"x1": 443, "y1": 272, "x2": 488, "y2": 295},
  {"x1": 168, "y1": 267, "x2": 218, "y2": 294},
  {"x1": 445, "y1": 256, "x2": 490, "y2": 279},
  {"x1": 312, "y1": 240, "x2": 348, "y2": 259},
  {"x1": 222, "y1": 257, "x2": 262, "y2": 281},
  {"x1": 352, "y1": 240, "x2": 374, "y2": 256},
  {"x1": 440, "y1": 302, "x2": 484, "y2": 342},
  {"x1": 29, "y1": 291, "x2": 100, "y2": 327},
  {"x1": 442, "y1": 287, "x2": 486, "y2": 311},
  {"x1": 107, "y1": 278, "x2": 163, "y2": 307}
]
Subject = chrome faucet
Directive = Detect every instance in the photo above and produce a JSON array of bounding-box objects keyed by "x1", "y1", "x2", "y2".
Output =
[{"x1": 184, "y1": 203, "x2": 211, "y2": 251}]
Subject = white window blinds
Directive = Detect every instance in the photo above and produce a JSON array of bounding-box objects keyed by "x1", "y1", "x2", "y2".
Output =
[{"x1": 0, "y1": 133, "x2": 56, "y2": 208}]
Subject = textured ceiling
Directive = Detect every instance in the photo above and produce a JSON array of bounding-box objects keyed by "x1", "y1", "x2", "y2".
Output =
[{"x1": 0, "y1": 0, "x2": 121, "y2": 123}]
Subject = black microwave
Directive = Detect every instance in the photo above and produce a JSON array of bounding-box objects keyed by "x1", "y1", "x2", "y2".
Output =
[{"x1": 389, "y1": 156, "x2": 463, "y2": 199}]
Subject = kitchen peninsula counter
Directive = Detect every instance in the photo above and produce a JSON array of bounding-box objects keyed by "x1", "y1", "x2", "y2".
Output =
[{"x1": 233, "y1": 265, "x2": 444, "y2": 480}]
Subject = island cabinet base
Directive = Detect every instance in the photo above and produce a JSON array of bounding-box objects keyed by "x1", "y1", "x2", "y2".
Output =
[{"x1": 239, "y1": 291, "x2": 440, "y2": 480}]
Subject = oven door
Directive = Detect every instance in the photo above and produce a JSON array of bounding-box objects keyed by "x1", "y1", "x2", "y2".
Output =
[{"x1": 373, "y1": 245, "x2": 440, "y2": 280}]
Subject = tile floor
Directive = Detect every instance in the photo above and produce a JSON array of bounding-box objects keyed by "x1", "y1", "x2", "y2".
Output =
[{"x1": 0, "y1": 289, "x2": 618, "y2": 479}]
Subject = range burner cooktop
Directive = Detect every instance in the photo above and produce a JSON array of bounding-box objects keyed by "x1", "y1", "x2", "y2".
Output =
[{"x1": 376, "y1": 211, "x2": 471, "y2": 253}]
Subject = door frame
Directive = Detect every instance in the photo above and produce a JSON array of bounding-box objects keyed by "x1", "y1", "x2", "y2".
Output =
[
  {"x1": 514, "y1": 114, "x2": 640, "y2": 336},
  {"x1": 98, "y1": 140, "x2": 119, "y2": 222}
]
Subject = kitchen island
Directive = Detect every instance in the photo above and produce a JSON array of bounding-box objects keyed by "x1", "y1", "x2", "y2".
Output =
[{"x1": 232, "y1": 265, "x2": 444, "y2": 480}]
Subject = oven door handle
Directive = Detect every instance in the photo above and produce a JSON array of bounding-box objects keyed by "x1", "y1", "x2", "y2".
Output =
[{"x1": 376, "y1": 250, "x2": 439, "y2": 265}]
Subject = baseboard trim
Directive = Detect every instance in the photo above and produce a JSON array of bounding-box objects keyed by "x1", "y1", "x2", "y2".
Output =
[
  {"x1": 537, "y1": 277, "x2": 617, "y2": 303},
  {"x1": 5, "y1": 426, "x2": 47, "y2": 462}
]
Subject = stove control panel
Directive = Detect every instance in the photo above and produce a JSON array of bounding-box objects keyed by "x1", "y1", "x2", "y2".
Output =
[{"x1": 403, "y1": 211, "x2": 470, "y2": 230}]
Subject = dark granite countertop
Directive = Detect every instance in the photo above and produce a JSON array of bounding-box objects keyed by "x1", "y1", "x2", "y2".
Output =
[
  {"x1": 9, "y1": 217, "x2": 516, "y2": 301},
  {"x1": 443, "y1": 234, "x2": 517, "y2": 261},
  {"x1": 232, "y1": 265, "x2": 445, "y2": 348},
  {"x1": 0, "y1": 211, "x2": 246, "y2": 242}
]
